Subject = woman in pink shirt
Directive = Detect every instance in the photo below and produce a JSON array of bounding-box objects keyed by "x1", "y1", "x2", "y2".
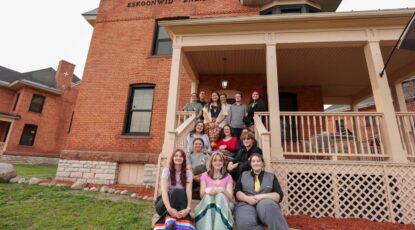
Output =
[{"x1": 194, "y1": 151, "x2": 234, "y2": 230}]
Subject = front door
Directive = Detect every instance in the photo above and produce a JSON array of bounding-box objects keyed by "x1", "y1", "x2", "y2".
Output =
[{"x1": 279, "y1": 93, "x2": 298, "y2": 140}]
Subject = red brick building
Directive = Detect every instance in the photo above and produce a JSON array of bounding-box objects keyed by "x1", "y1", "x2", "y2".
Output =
[
  {"x1": 50, "y1": 0, "x2": 415, "y2": 224},
  {"x1": 0, "y1": 60, "x2": 80, "y2": 164},
  {"x1": 57, "y1": 0, "x2": 334, "y2": 186},
  {"x1": 56, "y1": 0, "x2": 415, "y2": 185}
]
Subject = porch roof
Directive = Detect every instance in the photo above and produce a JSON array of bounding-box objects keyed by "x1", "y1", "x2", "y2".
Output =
[
  {"x1": 160, "y1": 8, "x2": 414, "y2": 35},
  {"x1": 162, "y1": 8, "x2": 415, "y2": 105}
]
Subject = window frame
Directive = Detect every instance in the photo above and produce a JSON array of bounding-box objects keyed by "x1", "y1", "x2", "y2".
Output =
[
  {"x1": 12, "y1": 93, "x2": 20, "y2": 111},
  {"x1": 29, "y1": 94, "x2": 46, "y2": 113},
  {"x1": 124, "y1": 84, "x2": 155, "y2": 136},
  {"x1": 335, "y1": 119, "x2": 346, "y2": 133},
  {"x1": 152, "y1": 17, "x2": 189, "y2": 56},
  {"x1": 260, "y1": 4, "x2": 321, "y2": 15},
  {"x1": 68, "y1": 112, "x2": 74, "y2": 133},
  {"x1": 19, "y1": 124, "x2": 38, "y2": 146}
]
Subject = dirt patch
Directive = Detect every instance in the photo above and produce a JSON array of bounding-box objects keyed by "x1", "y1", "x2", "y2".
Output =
[{"x1": 286, "y1": 215, "x2": 415, "y2": 230}]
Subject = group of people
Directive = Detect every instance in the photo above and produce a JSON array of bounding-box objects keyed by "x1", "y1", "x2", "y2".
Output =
[
  {"x1": 154, "y1": 147, "x2": 288, "y2": 230},
  {"x1": 184, "y1": 90, "x2": 267, "y2": 148},
  {"x1": 154, "y1": 90, "x2": 288, "y2": 230}
]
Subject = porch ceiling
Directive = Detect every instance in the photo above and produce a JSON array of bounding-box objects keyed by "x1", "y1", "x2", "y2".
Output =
[
  {"x1": 187, "y1": 46, "x2": 372, "y2": 98},
  {"x1": 186, "y1": 45, "x2": 415, "y2": 99}
]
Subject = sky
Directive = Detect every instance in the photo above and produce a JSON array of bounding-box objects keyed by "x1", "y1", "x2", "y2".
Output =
[{"x1": 0, "y1": 0, "x2": 415, "y2": 78}]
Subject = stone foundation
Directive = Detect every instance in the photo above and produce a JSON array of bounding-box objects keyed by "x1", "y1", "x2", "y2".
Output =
[
  {"x1": 143, "y1": 164, "x2": 157, "y2": 187},
  {"x1": 56, "y1": 159, "x2": 118, "y2": 184},
  {"x1": 0, "y1": 154, "x2": 59, "y2": 165}
]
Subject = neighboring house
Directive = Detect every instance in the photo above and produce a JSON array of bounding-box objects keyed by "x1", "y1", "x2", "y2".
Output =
[
  {"x1": 54, "y1": 0, "x2": 415, "y2": 224},
  {"x1": 0, "y1": 60, "x2": 80, "y2": 164}
]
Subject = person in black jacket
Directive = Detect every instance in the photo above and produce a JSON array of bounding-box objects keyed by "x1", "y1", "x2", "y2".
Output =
[
  {"x1": 227, "y1": 131, "x2": 262, "y2": 181},
  {"x1": 244, "y1": 90, "x2": 267, "y2": 132}
]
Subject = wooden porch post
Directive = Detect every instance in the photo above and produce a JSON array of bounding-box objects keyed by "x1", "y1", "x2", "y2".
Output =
[
  {"x1": 191, "y1": 80, "x2": 199, "y2": 94},
  {"x1": 162, "y1": 45, "x2": 183, "y2": 157},
  {"x1": 363, "y1": 41, "x2": 407, "y2": 162},
  {"x1": 395, "y1": 82, "x2": 408, "y2": 112},
  {"x1": 266, "y1": 43, "x2": 284, "y2": 160}
]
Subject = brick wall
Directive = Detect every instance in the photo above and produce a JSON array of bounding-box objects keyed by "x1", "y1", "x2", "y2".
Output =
[
  {"x1": 65, "y1": 0, "x2": 259, "y2": 160},
  {"x1": 0, "y1": 87, "x2": 16, "y2": 114},
  {"x1": 5, "y1": 86, "x2": 77, "y2": 157}
]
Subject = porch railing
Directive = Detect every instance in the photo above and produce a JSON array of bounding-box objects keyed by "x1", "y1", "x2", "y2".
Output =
[
  {"x1": 255, "y1": 112, "x2": 387, "y2": 161},
  {"x1": 254, "y1": 115, "x2": 271, "y2": 171},
  {"x1": 155, "y1": 112, "x2": 197, "y2": 199},
  {"x1": 175, "y1": 111, "x2": 195, "y2": 129},
  {"x1": 396, "y1": 112, "x2": 415, "y2": 162}
]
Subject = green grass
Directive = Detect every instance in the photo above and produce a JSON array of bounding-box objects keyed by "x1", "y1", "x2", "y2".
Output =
[
  {"x1": 0, "y1": 183, "x2": 153, "y2": 229},
  {"x1": 14, "y1": 164, "x2": 57, "y2": 179}
]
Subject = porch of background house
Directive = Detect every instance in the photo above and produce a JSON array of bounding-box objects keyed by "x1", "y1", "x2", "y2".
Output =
[{"x1": 156, "y1": 15, "x2": 415, "y2": 224}]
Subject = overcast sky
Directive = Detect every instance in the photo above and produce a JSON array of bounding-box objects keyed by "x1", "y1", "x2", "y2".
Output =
[{"x1": 0, "y1": 0, "x2": 414, "y2": 78}]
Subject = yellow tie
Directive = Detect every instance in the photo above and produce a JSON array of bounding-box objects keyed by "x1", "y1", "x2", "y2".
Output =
[{"x1": 254, "y1": 175, "x2": 260, "y2": 193}]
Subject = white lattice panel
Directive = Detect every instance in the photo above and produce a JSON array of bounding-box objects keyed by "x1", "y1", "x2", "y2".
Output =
[{"x1": 272, "y1": 161, "x2": 415, "y2": 224}]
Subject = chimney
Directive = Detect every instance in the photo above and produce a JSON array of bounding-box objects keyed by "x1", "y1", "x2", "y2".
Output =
[{"x1": 55, "y1": 60, "x2": 75, "y2": 90}]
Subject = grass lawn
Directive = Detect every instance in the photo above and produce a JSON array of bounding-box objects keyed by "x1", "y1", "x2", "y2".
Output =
[
  {"x1": 2, "y1": 164, "x2": 153, "y2": 229},
  {"x1": 0, "y1": 183, "x2": 153, "y2": 229},
  {"x1": 14, "y1": 164, "x2": 58, "y2": 179}
]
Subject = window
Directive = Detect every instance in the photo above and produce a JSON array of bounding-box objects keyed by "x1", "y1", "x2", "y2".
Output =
[
  {"x1": 19, "y1": 124, "x2": 38, "y2": 146},
  {"x1": 152, "y1": 25, "x2": 172, "y2": 55},
  {"x1": 29, "y1": 94, "x2": 45, "y2": 113},
  {"x1": 260, "y1": 4, "x2": 321, "y2": 15},
  {"x1": 12, "y1": 93, "x2": 20, "y2": 111},
  {"x1": 335, "y1": 119, "x2": 346, "y2": 133},
  {"x1": 125, "y1": 84, "x2": 155, "y2": 135},
  {"x1": 280, "y1": 6, "x2": 302, "y2": 14},
  {"x1": 152, "y1": 17, "x2": 188, "y2": 56}
]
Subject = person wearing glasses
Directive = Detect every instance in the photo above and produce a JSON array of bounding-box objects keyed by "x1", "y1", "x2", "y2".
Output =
[{"x1": 227, "y1": 131, "x2": 262, "y2": 181}]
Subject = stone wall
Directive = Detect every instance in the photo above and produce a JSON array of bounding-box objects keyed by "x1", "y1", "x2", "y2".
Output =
[
  {"x1": 56, "y1": 159, "x2": 118, "y2": 184},
  {"x1": 0, "y1": 154, "x2": 59, "y2": 165},
  {"x1": 143, "y1": 164, "x2": 157, "y2": 187}
]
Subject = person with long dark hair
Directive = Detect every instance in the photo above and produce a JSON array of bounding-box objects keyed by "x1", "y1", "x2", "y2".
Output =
[
  {"x1": 234, "y1": 153, "x2": 288, "y2": 230},
  {"x1": 203, "y1": 91, "x2": 225, "y2": 149},
  {"x1": 154, "y1": 149, "x2": 195, "y2": 230},
  {"x1": 215, "y1": 124, "x2": 238, "y2": 162},
  {"x1": 194, "y1": 151, "x2": 234, "y2": 230}
]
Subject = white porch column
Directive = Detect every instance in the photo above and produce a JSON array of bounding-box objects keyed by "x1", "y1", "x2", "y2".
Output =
[
  {"x1": 363, "y1": 41, "x2": 407, "y2": 162},
  {"x1": 395, "y1": 82, "x2": 408, "y2": 112},
  {"x1": 162, "y1": 46, "x2": 183, "y2": 157},
  {"x1": 266, "y1": 43, "x2": 284, "y2": 160}
]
